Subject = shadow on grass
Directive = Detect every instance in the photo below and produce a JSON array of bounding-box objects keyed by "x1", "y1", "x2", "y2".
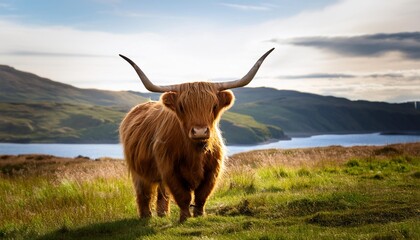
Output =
[
  {"x1": 36, "y1": 218, "x2": 155, "y2": 240},
  {"x1": 307, "y1": 206, "x2": 419, "y2": 227}
]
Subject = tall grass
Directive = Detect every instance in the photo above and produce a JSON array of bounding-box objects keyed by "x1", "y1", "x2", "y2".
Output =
[
  {"x1": 1, "y1": 144, "x2": 419, "y2": 239},
  {"x1": 0, "y1": 177, "x2": 136, "y2": 237}
]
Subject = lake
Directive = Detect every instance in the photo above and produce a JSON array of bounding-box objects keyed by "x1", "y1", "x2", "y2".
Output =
[{"x1": 0, "y1": 133, "x2": 419, "y2": 159}]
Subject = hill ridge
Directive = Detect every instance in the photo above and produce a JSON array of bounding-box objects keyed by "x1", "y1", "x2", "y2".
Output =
[
  {"x1": 0, "y1": 65, "x2": 147, "y2": 108},
  {"x1": 0, "y1": 65, "x2": 286, "y2": 144},
  {"x1": 230, "y1": 87, "x2": 420, "y2": 134},
  {"x1": 1, "y1": 65, "x2": 419, "y2": 144}
]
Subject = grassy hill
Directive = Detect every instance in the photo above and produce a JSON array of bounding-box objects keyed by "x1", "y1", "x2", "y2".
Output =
[
  {"x1": 0, "y1": 102, "x2": 285, "y2": 144},
  {"x1": 0, "y1": 65, "x2": 148, "y2": 109},
  {"x1": 0, "y1": 65, "x2": 284, "y2": 145},
  {"x1": 2, "y1": 65, "x2": 419, "y2": 144},
  {"x1": 1, "y1": 143, "x2": 419, "y2": 239},
  {"x1": 231, "y1": 87, "x2": 420, "y2": 135},
  {"x1": 221, "y1": 112, "x2": 287, "y2": 144},
  {"x1": 0, "y1": 102, "x2": 125, "y2": 143}
]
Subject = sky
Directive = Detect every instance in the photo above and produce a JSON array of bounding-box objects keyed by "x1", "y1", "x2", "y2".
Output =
[{"x1": 0, "y1": 0, "x2": 419, "y2": 103}]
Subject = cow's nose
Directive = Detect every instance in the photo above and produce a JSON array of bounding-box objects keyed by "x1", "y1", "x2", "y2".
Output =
[{"x1": 190, "y1": 126, "x2": 210, "y2": 139}]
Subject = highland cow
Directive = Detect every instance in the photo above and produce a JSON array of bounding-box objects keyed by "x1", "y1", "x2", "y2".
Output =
[{"x1": 119, "y1": 48, "x2": 274, "y2": 222}]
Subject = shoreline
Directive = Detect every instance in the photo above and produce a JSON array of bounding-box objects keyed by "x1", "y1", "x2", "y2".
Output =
[
  {"x1": 227, "y1": 131, "x2": 420, "y2": 147},
  {"x1": 1, "y1": 142, "x2": 419, "y2": 165},
  {"x1": 1, "y1": 131, "x2": 420, "y2": 146},
  {"x1": 1, "y1": 133, "x2": 419, "y2": 159}
]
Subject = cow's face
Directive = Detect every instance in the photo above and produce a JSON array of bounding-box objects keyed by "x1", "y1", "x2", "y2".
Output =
[{"x1": 161, "y1": 82, "x2": 234, "y2": 143}]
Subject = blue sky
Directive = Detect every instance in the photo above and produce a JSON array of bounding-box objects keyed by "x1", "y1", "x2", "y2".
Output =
[
  {"x1": 0, "y1": 0, "x2": 335, "y2": 32},
  {"x1": 1, "y1": 0, "x2": 419, "y2": 102}
]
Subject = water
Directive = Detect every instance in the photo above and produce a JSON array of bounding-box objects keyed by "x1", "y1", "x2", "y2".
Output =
[
  {"x1": 228, "y1": 133, "x2": 420, "y2": 155},
  {"x1": 0, "y1": 133, "x2": 418, "y2": 159},
  {"x1": 0, "y1": 143, "x2": 123, "y2": 159}
]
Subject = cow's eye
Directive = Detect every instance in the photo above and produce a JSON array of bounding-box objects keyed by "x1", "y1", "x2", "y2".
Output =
[
  {"x1": 213, "y1": 104, "x2": 218, "y2": 112},
  {"x1": 179, "y1": 105, "x2": 184, "y2": 113}
]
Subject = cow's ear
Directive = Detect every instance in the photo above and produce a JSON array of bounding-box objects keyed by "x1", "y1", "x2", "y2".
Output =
[
  {"x1": 218, "y1": 90, "x2": 234, "y2": 109},
  {"x1": 161, "y1": 92, "x2": 178, "y2": 111}
]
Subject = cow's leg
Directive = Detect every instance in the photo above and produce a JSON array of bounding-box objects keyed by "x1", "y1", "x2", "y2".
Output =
[
  {"x1": 165, "y1": 177, "x2": 192, "y2": 222},
  {"x1": 156, "y1": 183, "x2": 170, "y2": 217},
  {"x1": 193, "y1": 169, "x2": 220, "y2": 217},
  {"x1": 132, "y1": 174, "x2": 153, "y2": 218}
]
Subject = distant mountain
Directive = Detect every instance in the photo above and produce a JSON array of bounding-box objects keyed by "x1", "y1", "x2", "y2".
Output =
[
  {"x1": 0, "y1": 65, "x2": 284, "y2": 144},
  {"x1": 2, "y1": 65, "x2": 418, "y2": 144},
  {"x1": 0, "y1": 65, "x2": 147, "y2": 109},
  {"x1": 0, "y1": 102, "x2": 125, "y2": 143},
  {"x1": 230, "y1": 87, "x2": 420, "y2": 135}
]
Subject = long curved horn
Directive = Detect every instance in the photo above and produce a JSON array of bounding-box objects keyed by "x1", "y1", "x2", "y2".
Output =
[
  {"x1": 119, "y1": 54, "x2": 178, "y2": 93},
  {"x1": 214, "y1": 48, "x2": 275, "y2": 90}
]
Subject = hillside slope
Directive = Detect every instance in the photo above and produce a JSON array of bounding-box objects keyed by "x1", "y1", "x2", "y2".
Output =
[
  {"x1": 0, "y1": 66, "x2": 284, "y2": 144},
  {"x1": 0, "y1": 102, "x2": 285, "y2": 144},
  {"x1": 0, "y1": 102, "x2": 124, "y2": 143},
  {"x1": 0, "y1": 65, "x2": 147, "y2": 109},
  {"x1": 231, "y1": 87, "x2": 420, "y2": 135},
  {"x1": 2, "y1": 65, "x2": 418, "y2": 144}
]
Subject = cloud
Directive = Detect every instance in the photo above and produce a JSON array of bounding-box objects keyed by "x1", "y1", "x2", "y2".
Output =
[
  {"x1": 99, "y1": 9, "x2": 147, "y2": 18},
  {"x1": 100, "y1": 9, "x2": 185, "y2": 20},
  {"x1": 0, "y1": 3, "x2": 13, "y2": 10},
  {"x1": 277, "y1": 72, "x2": 410, "y2": 80},
  {"x1": 219, "y1": 3, "x2": 273, "y2": 11},
  {"x1": 278, "y1": 73, "x2": 356, "y2": 79},
  {"x1": 367, "y1": 73, "x2": 405, "y2": 78},
  {"x1": 5, "y1": 51, "x2": 112, "y2": 58},
  {"x1": 268, "y1": 71, "x2": 420, "y2": 102},
  {"x1": 91, "y1": 0, "x2": 122, "y2": 5},
  {"x1": 281, "y1": 32, "x2": 420, "y2": 60},
  {"x1": 1, "y1": 0, "x2": 420, "y2": 103}
]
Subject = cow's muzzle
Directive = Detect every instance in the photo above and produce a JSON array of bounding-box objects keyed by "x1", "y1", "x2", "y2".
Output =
[{"x1": 189, "y1": 126, "x2": 210, "y2": 141}]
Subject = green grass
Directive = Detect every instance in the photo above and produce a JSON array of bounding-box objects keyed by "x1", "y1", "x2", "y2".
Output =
[
  {"x1": 0, "y1": 102, "x2": 125, "y2": 143},
  {"x1": 0, "y1": 147, "x2": 419, "y2": 239}
]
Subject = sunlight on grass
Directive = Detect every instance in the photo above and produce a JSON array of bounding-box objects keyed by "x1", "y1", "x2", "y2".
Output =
[
  {"x1": 0, "y1": 176, "x2": 137, "y2": 238},
  {"x1": 1, "y1": 144, "x2": 419, "y2": 239}
]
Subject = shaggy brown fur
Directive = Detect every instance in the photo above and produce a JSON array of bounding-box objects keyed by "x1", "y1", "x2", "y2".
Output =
[{"x1": 119, "y1": 82, "x2": 234, "y2": 222}]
